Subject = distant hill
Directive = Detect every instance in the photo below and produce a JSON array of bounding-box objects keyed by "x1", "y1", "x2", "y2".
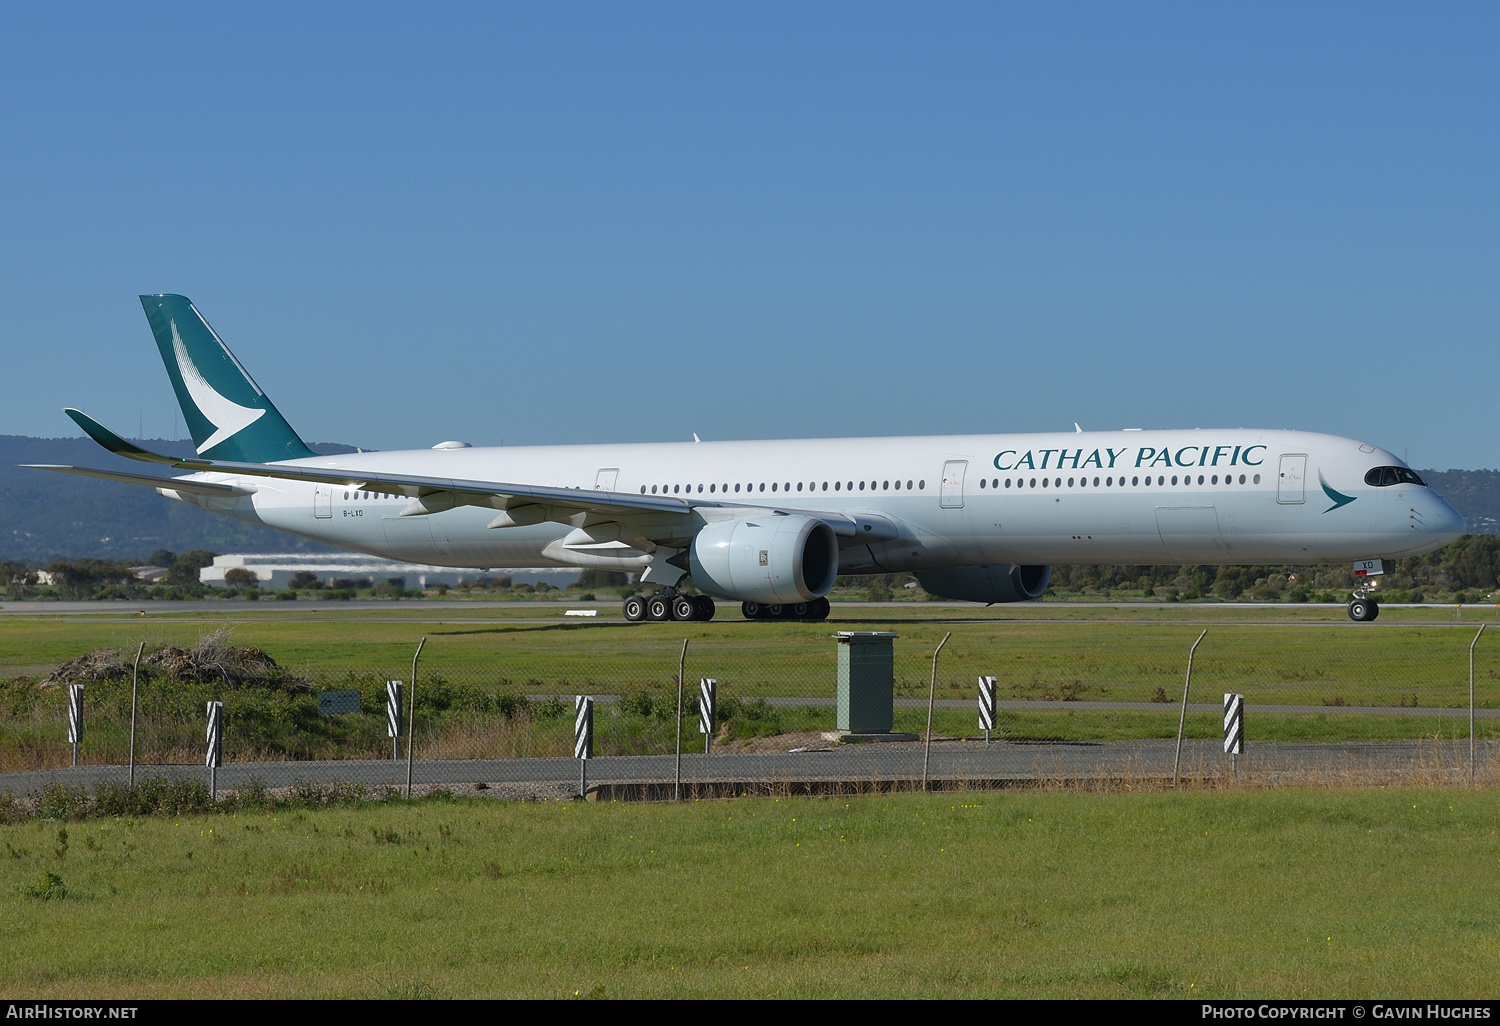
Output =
[
  {"x1": 0, "y1": 435, "x2": 356, "y2": 562},
  {"x1": 1419, "y1": 469, "x2": 1500, "y2": 535},
  {"x1": 1, "y1": 435, "x2": 1496, "y2": 562}
]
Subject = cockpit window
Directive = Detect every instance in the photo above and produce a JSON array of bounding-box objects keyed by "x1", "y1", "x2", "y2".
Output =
[{"x1": 1364, "y1": 466, "x2": 1426, "y2": 487}]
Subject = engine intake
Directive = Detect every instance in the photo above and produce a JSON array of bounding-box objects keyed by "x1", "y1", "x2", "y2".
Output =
[
  {"x1": 916, "y1": 564, "x2": 1051, "y2": 604},
  {"x1": 689, "y1": 515, "x2": 838, "y2": 603}
]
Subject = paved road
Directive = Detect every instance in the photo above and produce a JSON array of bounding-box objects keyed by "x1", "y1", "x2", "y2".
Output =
[
  {"x1": 5, "y1": 739, "x2": 1491, "y2": 795},
  {"x1": 547, "y1": 693, "x2": 1500, "y2": 718}
]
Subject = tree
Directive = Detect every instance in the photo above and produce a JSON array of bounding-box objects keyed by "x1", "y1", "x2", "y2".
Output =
[
  {"x1": 147, "y1": 549, "x2": 177, "y2": 568},
  {"x1": 223, "y1": 567, "x2": 259, "y2": 590},
  {"x1": 166, "y1": 550, "x2": 218, "y2": 586}
]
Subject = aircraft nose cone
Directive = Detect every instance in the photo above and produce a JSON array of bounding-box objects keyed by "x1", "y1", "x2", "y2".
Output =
[{"x1": 1427, "y1": 496, "x2": 1466, "y2": 543}]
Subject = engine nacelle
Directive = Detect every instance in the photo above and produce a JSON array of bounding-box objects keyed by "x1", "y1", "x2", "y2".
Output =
[
  {"x1": 689, "y1": 514, "x2": 839, "y2": 604},
  {"x1": 916, "y1": 564, "x2": 1051, "y2": 603}
]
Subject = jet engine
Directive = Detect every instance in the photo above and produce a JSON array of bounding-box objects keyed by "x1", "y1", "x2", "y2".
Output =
[
  {"x1": 689, "y1": 515, "x2": 839, "y2": 604},
  {"x1": 916, "y1": 564, "x2": 1051, "y2": 603}
]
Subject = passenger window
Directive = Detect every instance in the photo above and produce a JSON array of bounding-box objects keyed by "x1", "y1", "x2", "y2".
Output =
[
  {"x1": 771, "y1": 483, "x2": 777, "y2": 492},
  {"x1": 835, "y1": 482, "x2": 841, "y2": 491},
  {"x1": 980, "y1": 478, "x2": 987, "y2": 489},
  {"x1": 1171, "y1": 476, "x2": 1178, "y2": 486},
  {"x1": 908, "y1": 480, "x2": 915, "y2": 489}
]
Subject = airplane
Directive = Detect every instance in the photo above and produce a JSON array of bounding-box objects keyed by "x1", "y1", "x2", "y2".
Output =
[{"x1": 26, "y1": 295, "x2": 1466, "y2": 623}]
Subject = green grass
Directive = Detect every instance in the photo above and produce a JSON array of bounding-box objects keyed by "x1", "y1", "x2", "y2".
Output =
[
  {"x1": 1, "y1": 790, "x2": 1498, "y2": 997},
  {"x1": 4, "y1": 605, "x2": 1500, "y2": 759}
]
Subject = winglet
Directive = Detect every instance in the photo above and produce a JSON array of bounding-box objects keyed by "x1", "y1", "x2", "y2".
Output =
[{"x1": 64, "y1": 408, "x2": 180, "y2": 466}]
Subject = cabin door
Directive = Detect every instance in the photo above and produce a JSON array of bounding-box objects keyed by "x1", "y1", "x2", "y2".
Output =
[
  {"x1": 940, "y1": 461, "x2": 967, "y2": 508},
  {"x1": 1277, "y1": 454, "x2": 1307, "y2": 504}
]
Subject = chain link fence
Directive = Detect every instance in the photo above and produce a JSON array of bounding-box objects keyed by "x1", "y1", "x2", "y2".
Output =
[{"x1": 3, "y1": 619, "x2": 1498, "y2": 798}]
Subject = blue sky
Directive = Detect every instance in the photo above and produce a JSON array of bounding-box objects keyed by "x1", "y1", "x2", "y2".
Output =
[{"x1": 1, "y1": 3, "x2": 1496, "y2": 468}]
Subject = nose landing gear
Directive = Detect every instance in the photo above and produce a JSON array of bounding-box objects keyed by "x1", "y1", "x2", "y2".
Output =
[{"x1": 1348, "y1": 586, "x2": 1379, "y2": 622}]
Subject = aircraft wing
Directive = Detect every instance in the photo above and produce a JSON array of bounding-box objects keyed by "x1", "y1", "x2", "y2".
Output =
[{"x1": 57, "y1": 408, "x2": 898, "y2": 542}]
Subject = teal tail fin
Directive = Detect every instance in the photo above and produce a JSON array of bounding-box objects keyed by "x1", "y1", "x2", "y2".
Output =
[{"x1": 140, "y1": 295, "x2": 315, "y2": 463}]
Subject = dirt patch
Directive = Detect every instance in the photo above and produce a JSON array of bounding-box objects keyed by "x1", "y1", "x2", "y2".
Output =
[
  {"x1": 42, "y1": 627, "x2": 306, "y2": 690},
  {"x1": 720, "y1": 731, "x2": 840, "y2": 753}
]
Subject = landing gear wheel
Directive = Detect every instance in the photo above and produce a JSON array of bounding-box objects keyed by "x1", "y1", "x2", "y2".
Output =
[
  {"x1": 766, "y1": 603, "x2": 784, "y2": 620},
  {"x1": 647, "y1": 594, "x2": 671, "y2": 621},
  {"x1": 1348, "y1": 598, "x2": 1379, "y2": 622},
  {"x1": 811, "y1": 596, "x2": 831, "y2": 621},
  {"x1": 671, "y1": 595, "x2": 698, "y2": 622},
  {"x1": 692, "y1": 595, "x2": 717, "y2": 621},
  {"x1": 623, "y1": 595, "x2": 646, "y2": 622},
  {"x1": 742, "y1": 601, "x2": 762, "y2": 620},
  {"x1": 792, "y1": 602, "x2": 810, "y2": 619}
]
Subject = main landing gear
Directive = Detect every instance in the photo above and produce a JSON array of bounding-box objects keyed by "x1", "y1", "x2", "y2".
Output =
[
  {"x1": 1348, "y1": 587, "x2": 1379, "y2": 622},
  {"x1": 741, "y1": 597, "x2": 831, "y2": 622},
  {"x1": 622, "y1": 589, "x2": 717, "y2": 622}
]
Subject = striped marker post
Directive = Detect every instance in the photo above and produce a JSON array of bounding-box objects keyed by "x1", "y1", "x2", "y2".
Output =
[
  {"x1": 977, "y1": 676, "x2": 997, "y2": 745},
  {"x1": 574, "y1": 695, "x2": 593, "y2": 797},
  {"x1": 66, "y1": 684, "x2": 84, "y2": 767},
  {"x1": 386, "y1": 681, "x2": 403, "y2": 762},
  {"x1": 1223, "y1": 692, "x2": 1244, "y2": 775},
  {"x1": 205, "y1": 700, "x2": 224, "y2": 800},
  {"x1": 698, "y1": 678, "x2": 717, "y2": 755}
]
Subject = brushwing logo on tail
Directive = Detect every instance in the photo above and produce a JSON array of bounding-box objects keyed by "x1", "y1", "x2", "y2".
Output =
[{"x1": 171, "y1": 320, "x2": 265, "y2": 452}]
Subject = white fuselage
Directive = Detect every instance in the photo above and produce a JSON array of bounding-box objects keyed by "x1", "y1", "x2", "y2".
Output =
[{"x1": 158, "y1": 428, "x2": 1466, "y2": 572}]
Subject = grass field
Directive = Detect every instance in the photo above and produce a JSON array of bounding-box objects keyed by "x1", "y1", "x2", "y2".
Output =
[
  {"x1": 1, "y1": 789, "x2": 1497, "y2": 998},
  {"x1": 2, "y1": 604, "x2": 1499, "y2": 766}
]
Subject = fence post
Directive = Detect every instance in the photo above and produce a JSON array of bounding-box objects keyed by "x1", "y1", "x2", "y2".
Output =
[
  {"x1": 674, "y1": 639, "x2": 688, "y2": 801},
  {"x1": 1224, "y1": 692, "x2": 1245, "y2": 779},
  {"x1": 128, "y1": 641, "x2": 143, "y2": 787},
  {"x1": 406, "y1": 637, "x2": 425, "y2": 798},
  {"x1": 66, "y1": 684, "x2": 84, "y2": 767},
  {"x1": 574, "y1": 695, "x2": 593, "y2": 797},
  {"x1": 977, "y1": 676, "x2": 997, "y2": 745},
  {"x1": 699, "y1": 679, "x2": 716, "y2": 755},
  {"x1": 1173, "y1": 629, "x2": 1209, "y2": 786},
  {"x1": 205, "y1": 700, "x2": 223, "y2": 800},
  {"x1": 922, "y1": 632, "x2": 951, "y2": 792},
  {"x1": 1471, "y1": 624, "x2": 1487, "y2": 786},
  {"x1": 386, "y1": 680, "x2": 404, "y2": 762}
]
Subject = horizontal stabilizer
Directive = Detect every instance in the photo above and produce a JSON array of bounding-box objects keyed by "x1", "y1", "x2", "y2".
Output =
[
  {"x1": 64, "y1": 408, "x2": 175, "y2": 464},
  {"x1": 22, "y1": 464, "x2": 254, "y2": 497}
]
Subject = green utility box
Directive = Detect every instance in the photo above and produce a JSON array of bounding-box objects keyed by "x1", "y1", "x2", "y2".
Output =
[{"x1": 836, "y1": 632, "x2": 898, "y2": 734}]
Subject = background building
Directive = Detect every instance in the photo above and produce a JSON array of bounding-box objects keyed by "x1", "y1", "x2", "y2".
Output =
[{"x1": 198, "y1": 553, "x2": 580, "y2": 590}]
